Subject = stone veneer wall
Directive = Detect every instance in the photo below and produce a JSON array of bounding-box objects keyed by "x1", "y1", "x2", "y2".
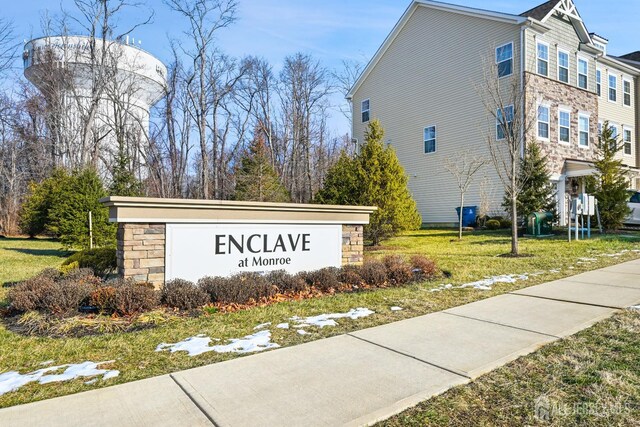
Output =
[
  {"x1": 117, "y1": 223, "x2": 165, "y2": 287},
  {"x1": 117, "y1": 223, "x2": 365, "y2": 288},
  {"x1": 525, "y1": 73, "x2": 599, "y2": 175},
  {"x1": 342, "y1": 225, "x2": 364, "y2": 265}
]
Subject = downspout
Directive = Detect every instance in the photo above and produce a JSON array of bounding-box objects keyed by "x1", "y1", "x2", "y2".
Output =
[{"x1": 520, "y1": 23, "x2": 526, "y2": 158}]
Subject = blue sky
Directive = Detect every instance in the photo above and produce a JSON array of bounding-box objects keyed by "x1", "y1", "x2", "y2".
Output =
[{"x1": 4, "y1": 0, "x2": 640, "y2": 135}]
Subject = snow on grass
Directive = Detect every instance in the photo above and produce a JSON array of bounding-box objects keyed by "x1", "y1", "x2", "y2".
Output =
[
  {"x1": 631, "y1": 305, "x2": 640, "y2": 310},
  {"x1": 0, "y1": 361, "x2": 119, "y2": 396},
  {"x1": 290, "y1": 308, "x2": 375, "y2": 328},
  {"x1": 297, "y1": 330, "x2": 309, "y2": 335},
  {"x1": 430, "y1": 274, "x2": 530, "y2": 293},
  {"x1": 390, "y1": 306, "x2": 403, "y2": 311},
  {"x1": 156, "y1": 330, "x2": 280, "y2": 357},
  {"x1": 276, "y1": 323, "x2": 289, "y2": 329},
  {"x1": 253, "y1": 322, "x2": 271, "y2": 330}
]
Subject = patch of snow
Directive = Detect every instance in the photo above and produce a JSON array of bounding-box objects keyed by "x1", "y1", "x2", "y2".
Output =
[
  {"x1": 430, "y1": 274, "x2": 529, "y2": 293},
  {"x1": 602, "y1": 250, "x2": 629, "y2": 258},
  {"x1": 578, "y1": 258, "x2": 598, "y2": 262},
  {"x1": 549, "y1": 269, "x2": 561, "y2": 273},
  {"x1": 297, "y1": 330, "x2": 309, "y2": 335},
  {"x1": 390, "y1": 306, "x2": 403, "y2": 311},
  {"x1": 276, "y1": 323, "x2": 289, "y2": 329},
  {"x1": 290, "y1": 308, "x2": 375, "y2": 328},
  {"x1": 568, "y1": 266, "x2": 575, "y2": 270},
  {"x1": 39, "y1": 360, "x2": 54, "y2": 366},
  {"x1": 0, "y1": 361, "x2": 119, "y2": 396},
  {"x1": 156, "y1": 331, "x2": 280, "y2": 357},
  {"x1": 630, "y1": 305, "x2": 640, "y2": 310},
  {"x1": 253, "y1": 322, "x2": 271, "y2": 330}
]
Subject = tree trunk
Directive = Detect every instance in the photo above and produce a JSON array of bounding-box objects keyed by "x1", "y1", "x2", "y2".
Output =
[
  {"x1": 458, "y1": 192, "x2": 464, "y2": 240},
  {"x1": 511, "y1": 192, "x2": 519, "y2": 255}
]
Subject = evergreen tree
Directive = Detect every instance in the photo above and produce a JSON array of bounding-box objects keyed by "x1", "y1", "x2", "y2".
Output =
[
  {"x1": 109, "y1": 142, "x2": 142, "y2": 197},
  {"x1": 316, "y1": 120, "x2": 422, "y2": 245},
  {"x1": 20, "y1": 168, "x2": 116, "y2": 248},
  {"x1": 234, "y1": 135, "x2": 290, "y2": 203},
  {"x1": 503, "y1": 141, "x2": 556, "y2": 220},
  {"x1": 586, "y1": 121, "x2": 630, "y2": 231}
]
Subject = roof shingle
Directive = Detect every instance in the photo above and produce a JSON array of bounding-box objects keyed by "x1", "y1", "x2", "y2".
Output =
[{"x1": 520, "y1": 0, "x2": 560, "y2": 21}]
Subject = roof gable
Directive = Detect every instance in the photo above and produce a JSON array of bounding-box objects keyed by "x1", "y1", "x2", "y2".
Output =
[
  {"x1": 347, "y1": 0, "x2": 527, "y2": 99},
  {"x1": 522, "y1": 0, "x2": 591, "y2": 44}
]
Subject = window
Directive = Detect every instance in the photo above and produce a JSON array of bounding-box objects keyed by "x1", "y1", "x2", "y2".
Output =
[
  {"x1": 578, "y1": 58, "x2": 588, "y2": 89},
  {"x1": 537, "y1": 105, "x2": 550, "y2": 139},
  {"x1": 579, "y1": 115, "x2": 589, "y2": 147},
  {"x1": 559, "y1": 110, "x2": 570, "y2": 143},
  {"x1": 496, "y1": 43, "x2": 513, "y2": 78},
  {"x1": 611, "y1": 124, "x2": 618, "y2": 139},
  {"x1": 496, "y1": 105, "x2": 513, "y2": 140},
  {"x1": 423, "y1": 126, "x2": 436, "y2": 153},
  {"x1": 609, "y1": 74, "x2": 617, "y2": 102},
  {"x1": 537, "y1": 42, "x2": 549, "y2": 76},
  {"x1": 361, "y1": 99, "x2": 370, "y2": 123},
  {"x1": 624, "y1": 128, "x2": 632, "y2": 155},
  {"x1": 558, "y1": 50, "x2": 569, "y2": 83},
  {"x1": 624, "y1": 80, "x2": 632, "y2": 106},
  {"x1": 596, "y1": 69, "x2": 602, "y2": 96}
]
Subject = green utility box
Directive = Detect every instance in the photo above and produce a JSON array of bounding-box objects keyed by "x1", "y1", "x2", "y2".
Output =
[{"x1": 526, "y1": 212, "x2": 553, "y2": 237}]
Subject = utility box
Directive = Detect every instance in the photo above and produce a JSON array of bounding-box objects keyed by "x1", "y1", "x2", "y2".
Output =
[{"x1": 526, "y1": 212, "x2": 553, "y2": 237}]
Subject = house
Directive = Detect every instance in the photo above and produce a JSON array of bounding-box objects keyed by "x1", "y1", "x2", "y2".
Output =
[{"x1": 348, "y1": 0, "x2": 639, "y2": 226}]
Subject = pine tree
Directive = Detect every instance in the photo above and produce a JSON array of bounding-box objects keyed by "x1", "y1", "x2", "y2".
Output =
[
  {"x1": 234, "y1": 135, "x2": 290, "y2": 203},
  {"x1": 586, "y1": 121, "x2": 630, "y2": 231},
  {"x1": 503, "y1": 141, "x2": 556, "y2": 220},
  {"x1": 109, "y1": 142, "x2": 142, "y2": 197},
  {"x1": 316, "y1": 119, "x2": 422, "y2": 245}
]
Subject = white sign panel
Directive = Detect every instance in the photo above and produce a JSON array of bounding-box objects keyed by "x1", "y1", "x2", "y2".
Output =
[{"x1": 165, "y1": 224, "x2": 343, "y2": 281}]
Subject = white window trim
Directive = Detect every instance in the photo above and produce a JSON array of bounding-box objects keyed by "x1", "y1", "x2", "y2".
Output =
[
  {"x1": 423, "y1": 125, "x2": 436, "y2": 154},
  {"x1": 623, "y1": 79, "x2": 632, "y2": 107},
  {"x1": 537, "y1": 103, "x2": 550, "y2": 141},
  {"x1": 578, "y1": 113, "x2": 590, "y2": 149},
  {"x1": 596, "y1": 68, "x2": 602, "y2": 97},
  {"x1": 537, "y1": 40, "x2": 550, "y2": 77},
  {"x1": 577, "y1": 55, "x2": 589, "y2": 90},
  {"x1": 557, "y1": 48, "x2": 570, "y2": 83},
  {"x1": 361, "y1": 99, "x2": 370, "y2": 123},
  {"x1": 558, "y1": 108, "x2": 571, "y2": 145},
  {"x1": 608, "y1": 72, "x2": 618, "y2": 104},
  {"x1": 623, "y1": 125, "x2": 633, "y2": 156},
  {"x1": 495, "y1": 42, "x2": 514, "y2": 78},
  {"x1": 496, "y1": 105, "x2": 514, "y2": 141}
]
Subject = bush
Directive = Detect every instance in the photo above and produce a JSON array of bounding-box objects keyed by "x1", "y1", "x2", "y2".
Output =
[
  {"x1": 304, "y1": 267, "x2": 341, "y2": 292},
  {"x1": 339, "y1": 265, "x2": 363, "y2": 286},
  {"x1": 199, "y1": 273, "x2": 276, "y2": 304},
  {"x1": 62, "y1": 248, "x2": 117, "y2": 278},
  {"x1": 8, "y1": 269, "x2": 97, "y2": 315},
  {"x1": 359, "y1": 260, "x2": 388, "y2": 286},
  {"x1": 382, "y1": 255, "x2": 413, "y2": 286},
  {"x1": 265, "y1": 270, "x2": 308, "y2": 294},
  {"x1": 89, "y1": 286, "x2": 117, "y2": 313},
  {"x1": 499, "y1": 219, "x2": 512, "y2": 229},
  {"x1": 410, "y1": 255, "x2": 439, "y2": 280},
  {"x1": 162, "y1": 279, "x2": 210, "y2": 310},
  {"x1": 486, "y1": 219, "x2": 501, "y2": 230},
  {"x1": 111, "y1": 279, "x2": 160, "y2": 316}
]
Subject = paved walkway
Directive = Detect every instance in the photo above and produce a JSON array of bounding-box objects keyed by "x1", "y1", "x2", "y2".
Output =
[{"x1": 3, "y1": 260, "x2": 640, "y2": 426}]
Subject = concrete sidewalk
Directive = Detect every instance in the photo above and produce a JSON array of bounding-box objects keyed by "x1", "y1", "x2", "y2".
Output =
[{"x1": 3, "y1": 260, "x2": 640, "y2": 427}]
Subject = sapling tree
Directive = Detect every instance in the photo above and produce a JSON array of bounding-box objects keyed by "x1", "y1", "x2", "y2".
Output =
[{"x1": 444, "y1": 151, "x2": 488, "y2": 239}]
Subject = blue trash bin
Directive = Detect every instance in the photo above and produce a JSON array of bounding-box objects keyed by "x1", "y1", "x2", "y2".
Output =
[{"x1": 455, "y1": 206, "x2": 478, "y2": 227}]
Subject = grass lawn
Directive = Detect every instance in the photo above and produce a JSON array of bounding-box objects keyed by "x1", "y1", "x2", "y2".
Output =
[
  {"x1": 379, "y1": 309, "x2": 640, "y2": 426},
  {"x1": 1, "y1": 229, "x2": 640, "y2": 409}
]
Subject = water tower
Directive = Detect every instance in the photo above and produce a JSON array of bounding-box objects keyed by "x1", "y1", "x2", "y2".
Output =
[{"x1": 22, "y1": 35, "x2": 167, "y2": 173}]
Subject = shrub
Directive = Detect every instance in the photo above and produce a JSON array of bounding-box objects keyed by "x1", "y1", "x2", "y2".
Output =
[
  {"x1": 89, "y1": 286, "x2": 117, "y2": 313},
  {"x1": 304, "y1": 267, "x2": 341, "y2": 291},
  {"x1": 382, "y1": 255, "x2": 413, "y2": 286},
  {"x1": 111, "y1": 279, "x2": 160, "y2": 316},
  {"x1": 265, "y1": 270, "x2": 308, "y2": 294},
  {"x1": 499, "y1": 219, "x2": 512, "y2": 229},
  {"x1": 486, "y1": 219, "x2": 501, "y2": 230},
  {"x1": 162, "y1": 279, "x2": 210, "y2": 311},
  {"x1": 8, "y1": 269, "x2": 97, "y2": 315},
  {"x1": 339, "y1": 265, "x2": 363, "y2": 286},
  {"x1": 410, "y1": 255, "x2": 439, "y2": 280},
  {"x1": 62, "y1": 248, "x2": 117, "y2": 278},
  {"x1": 359, "y1": 260, "x2": 388, "y2": 286},
  {"x1": 199, "y1": 273, "x2": 276, "y2": 304}
]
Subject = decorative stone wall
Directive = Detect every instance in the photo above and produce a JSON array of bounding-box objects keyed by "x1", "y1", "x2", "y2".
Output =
[
  {"x1": 342, "y1": 225, "x2": 364, "y2": 265},
  {"x1": 525, "y1": 73, "x2": 599, "y2": 175},
  {"x1": 117, "y1": 223, "x2": 165, "y2": 287}
]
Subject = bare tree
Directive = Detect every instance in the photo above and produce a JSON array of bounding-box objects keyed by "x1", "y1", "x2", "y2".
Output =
[
  {"x1": 333, "y1": 59, "x2": 364, "y2": 122},
  {"x1": 164, "y1": 0, "x2": 238, "y2": 199},
  {"x1": 444, "y1": 151, "x2": 488, "y2": 240},
  {"x1": 0, "y1": 18, "x2": 16, "y2": 80},
  {"x1": 477, "y1": 56, "x2": 535, "y2": 255}
]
